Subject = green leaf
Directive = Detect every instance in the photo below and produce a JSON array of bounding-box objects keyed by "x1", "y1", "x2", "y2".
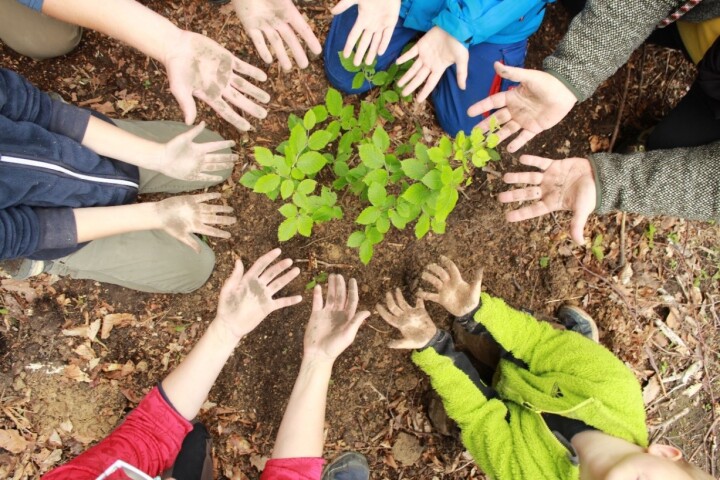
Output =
[
  {"x1": 368, "y1": 183, "x2": 386, "y2": 206},
  {"x1": 359, "y1": 240, "x2": 373, "y2": 265},
  {"x1": 296, "y1": 179, "x2": 317, "y2": 195},
  {"x1": 539, "y1": 256, "x2": 550, "y2": 269},
  {"x1": 297, "y1": 151, "x2": 327, "y2": 175},
  {"x1": 358, "y1": 102, "x2": 377, "y2": 133},
  {"x1": 254, "y1": 173, "x2": 281, "y2": 193},
  {"x1": 427, "y1": 146, "x2": 446, "y2": 164},
  {"x1": 472, "y1": 148, "x2": 491, "y2": 167},
  {"x1": 287, "y1": 113, "x2": 302, "y2": 130},
  {"x1": 487, "y1": 133, "x2": 500, "y2": 149},
  {"x1": 291, "y1": 167, "x2": 305, "y2": 180},
  {"x1": 289, "y1": 123, "x2": 308, "y2": 154},
  {"x1": 415, "y1": 213, "x2": 430, "y2": 239},
  {"x1": 358, "y1": 144, "x2": 385, "y2": 169},
  {"x1": 435, "y1": 186, "x2": 459, "y2": 218},
  {"x1": 401, "y1": 158, "x2": 428, "y2": 180},
  {"x1": 471, "y1": 128, "x2": 485, "y2": 147},
  {"x1": 376, "y1": 214, "x2": 390, "y2": 233},
  {"x1": 371, "y1": 71, "x2": 389, "y2": 86},
  {"x1": 254, "y1": 147, "x2": 274, "y2": 167},
  {"x1": 347, "y1": 231, "x2": 365, "y2": 248},
  {"x1": 363, "y1": 168, "x2": 388, "y2": 186},
  {"x1": 339, "y1": 51, "x2": 362, "y2": 72},
  {"x1": 312, "y1": 206, "x2": 337, "y2": 222},
  {"x1": 421, "y1": 170, "x2": 442, "y2": 190},
  {"x1": 326, "y1": 120, "x2": 342, "y2": 141},
  {"x1": 308, "y1": 130, "x2": 333, "y2": 150},
  {"x1": 388, "y1": 209, "x2": 407, "y2": 229},
  {"x1": 334, "y1": 160, "x2": 350, "y2": 177},
  {"x1": 311, "y1": 105, "x2": 329, "y2": 123},
  {"x1": 365, "y1": 226, "x2": 383, "y2": 245},
  {"x1": 372, "y1": 126, "x2": 390, "y2": 152},
  {"x1": 280, "y1": 179, "x2": 295, "y2": 199},
  {"x1": 340, "y1": 105, "x2": 357, "y2": 130},
  {"x1": 320, "y1": 187, "x2": 338, "y2": 205},
  {"x1": 326, "y1": 88, "x2": 344, "y2": 116},
  {"x1": 239, "y1": 169, "x2": 264, "y2": 189},
  {"x1": 279, "y1": 203, "x2": 298, "y2": 218},
  {"x1": 382, "y1": 90, "x2": 399, "y2": 103},
  {"x1": 278, "y1": 217, "x2": 298, "y2": 241},
  {"x1": 402, "y1": 183, "x2": 431, "y2": 205},
  {"x1": 297, "y1": 215, "x2": 313, "y2": 237},
  {"x1": 356, "y1": 206, "x2": 381, "y2": 225},
  {"x1": 439, "y1": 136, "x2": 453, "y2": 156},
  {"x1": 415, "y1": 143, "x2": 429, "y2": 162},
  {"x1": 431, "y1": 217, "x2": 446, "y2": 234},
  {"x1": 352, "y1": 71, "x2": 366, "y2": 89},
  {"x1": 303, "y1": 109, "x2": 317, "y2": 130}
]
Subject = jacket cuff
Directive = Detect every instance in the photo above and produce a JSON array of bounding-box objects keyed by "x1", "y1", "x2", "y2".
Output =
[
  {"x1": 417, "y1": 329, "x2": 448, "y2": 352},
  {"x1": 432, "y1": 10, "x2": 473, "y2": 48},
  {"x1": 34, "y1": 208, "x2": 77, "y2": 251},
  {"x1": 587, "y1": 155, "x2": 604, "y2": 213},
  {"x1": 543, "y1": 68, "x2": 584, "y2": 103},
  {"x1": 49, "y1": 99, "x2": 91, "y2": 142}
]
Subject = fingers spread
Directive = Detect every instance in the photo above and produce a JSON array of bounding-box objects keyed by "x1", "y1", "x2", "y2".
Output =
[
  {"x1": 223, "y1": 87, "x2": 268, "y2": 120},
  {"x1": 347, "y1": 277, "x2": 359, "y2": 314},
  {"x1": 191, "y1": 192, "x2": 222, "y2": 204},
  {"x1": 503, "y1": 171, "x2": 544, "y2": 186},
  {"x1": 232, "y1": 56, "x2": 268, "y2": 82},
  {"x1": 267, "y1": 267, "x2": 301, "y2": 295},
  {"x1": 417, "y1": 289, "x2": 439, "y2": 303},
  {"x1": 426, "y1": 263, "x2": 449, "y2": 282},
  {"x1": 248, "y1": 29, "x2": 274, "y2": 65},
  {"x1": 273, "y1": 294, "x2": 304, "y2": 310},
  {"x1": 263, "y1": 27, "x2": 292, "y2": 71},
  {"x1": 222, "y1": 258, "x2": 246, "y2": 293},
  {"x1": 376, "y1": 303, "x2": 399, "y2": 328},
  {"x1": 231, "y1": 75, "x2": 270, "y2": 104},
  {"x1": 195, "y1": 224, "x2": 232, "y2": 239},
  {"x1": 497, "y1": 186, "x2": 543, "y2": 204},
  {"x1": 519, "y1": 155, "x2": 554, "y2": 171},
  {"x1": 385, "y1": 290, "x2": 402, "y2": 316},
  {"x1": 507, "y1": 129, "x2": 537, "y2": 153},
  {"x1": 335, "y1": 274, "x2": 347, "y2": 310},
  {"x1": 197, "y1": 93, "x2": 252, "y2": 131},
  {"x1": 277, "y1": 22, "x2": 309, "y2": 69},
  {"x1": 311, "y1": 283, "x2": 324, "y2": 311},
  {"x1": 396, "y1": 45, "x2": 419, "y2": 66},
  {"x1": 417, "y1": 69, "x2": 443, "y2": 103},
  {"x1": 258, "y1": 258, "x2": 294, "y2": 285},
  {"x1": 505, "y1": 202, "x2": 551, "y2": 223},
  {"x1": 421, "y1": 271, "x2": 443, "y2": 290},
  {"x1": 247, "y1": 248, "x2": 283, "y2": 277},
  {"x1": 331, "y1": 0, "x2": 357, "y2": 16},
  {"x1": 353, "y1": 29, "x2": 374, "y2": 66},
  {"x1": 201, "y1": 139, "x2": 236, "y2": 154},
  {"x1": 402, "y1": 66, "x2": 430, "y2": 97},
  {"x1": 440, "y1": 256, "x2": 462, "y2": 281},
  {"x1": 467, "y1": 92, "x2": 507, "y2": 118},
  {"x1": 395, "y1": 288, "x2": 411, "y2": 310},
  {"x1": 289, "y1": 12, "x2": 322, "y2": 55}
]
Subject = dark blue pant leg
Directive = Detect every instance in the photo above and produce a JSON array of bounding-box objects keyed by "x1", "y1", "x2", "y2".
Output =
[
  {"x1": 324, "y1": 7, "x2": 420, "y2": 94},
  {"x1": 431, "y1": 39, "x2": 528, "y2": 136}
]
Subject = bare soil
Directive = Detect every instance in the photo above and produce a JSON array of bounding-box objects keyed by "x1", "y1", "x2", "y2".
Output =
[{"x1": 1, "y1": 2, "x2": 719, "y2": 479}]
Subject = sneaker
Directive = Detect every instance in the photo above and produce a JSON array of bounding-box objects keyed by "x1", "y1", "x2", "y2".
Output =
[
  {"x1": 0, "y1": 259, "x2": 49, "y2": 280},
  {"x1": 557, "y1": 305, "x2": 600, "y2": 343},
  {"x1": 321, "y1": 452, "x2": 370, "y2": 480}
]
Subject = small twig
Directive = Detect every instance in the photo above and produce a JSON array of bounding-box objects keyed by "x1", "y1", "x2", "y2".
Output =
[
  {"x1": 609, "y1": 64, "x2": 632, "y2": 152},
  {"x1": 618, "y1": 212, "x2": 627, "y2": 269},
  {"x1": 293, "y1": 259, "x2": 353, "y2": 269},
  {"x1": 644, "y1": 345, "x2": 668, "y2": 396}
]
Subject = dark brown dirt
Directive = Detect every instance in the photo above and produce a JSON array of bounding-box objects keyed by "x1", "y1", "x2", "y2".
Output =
[{"x1": 1, "y1": 1, "x2": 719, "y2": 479}]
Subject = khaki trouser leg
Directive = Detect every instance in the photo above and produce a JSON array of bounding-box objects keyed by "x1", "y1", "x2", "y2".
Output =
[
  {"x1": 46, "y1": 120, "x2": 233, "y2": 293},
  {"x1": 0, "y1": 0, "x2": 81, "y2": 60}
]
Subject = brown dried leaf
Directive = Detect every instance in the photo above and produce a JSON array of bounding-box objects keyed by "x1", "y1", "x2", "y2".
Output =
[
  {"x1": 0, "y1": 429, "x2": 28, "y2": 454},
  {"x1": 101, "y1": 313, "x2": 136, "y2": 339},
  {"x1": 589, "y1": 134, "x2": 609, "y2": 153},
  {"x1": 63, "y1": 364, "x2": 90, "y2": 383},
  {"x1": 227, "y1": 434, "x2": 253, "y2": 456},
  {"x1": 643, "y1": 375, "x2": 661, "y2": 405}
]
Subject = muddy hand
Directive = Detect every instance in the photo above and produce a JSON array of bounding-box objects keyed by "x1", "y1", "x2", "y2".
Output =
[
  {"x1": 332, "y1": 0, "x2": 401, "y2": 67},
  {"x1": 417, "y1": 256, "x2": 482, "y2": 317},
  {"x1": 155, "y1": 193, "x2": 236, "y2": 252},
  {"x1": 165, "y1": 30, "x2": 270, "y2": 132},
  {"x1": 304, "y1": 274, "x2": 370, "y2": 361},
  {"x1": 233, "y1": 0, "x2": 322, "y2": 71},
  {"x1": 158, "y1": 122, "x2": 237, "y2": 181},
  {"x1": 376, "y1": 289, "x2": 437, "y2": 349},
  {"x1": 216, "y1": 248, "x2": 302, "y2": 339}
]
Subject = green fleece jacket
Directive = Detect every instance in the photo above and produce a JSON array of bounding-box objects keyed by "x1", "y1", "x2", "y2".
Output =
[{"x1": 412, "y1": 293, "x2": 648, "y2": 480}]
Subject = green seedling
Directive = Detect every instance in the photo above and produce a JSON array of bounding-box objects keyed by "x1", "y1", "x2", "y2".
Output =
[
  {"x1": 591, "y1": 234, "x2": 604, "y2": 262},
  {"x1": 305, "y1": 271, "x2": 329, "y2": 290}
]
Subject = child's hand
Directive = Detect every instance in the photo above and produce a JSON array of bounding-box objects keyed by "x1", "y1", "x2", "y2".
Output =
[
  {"x1": 214, "y1": 249, "x2": 302, "y2": 340},
  {"x1": 155, "y1": 193, "x2": 236, "y2": 252},
  {"x1": 155, "y1": 122, "x2": 237, "y2": 182},
  {"x1": 377, "y1": 289, "x2": 437, "y2": 349},
  {"x1": 396, "y1": 26, "x2": 468, "y2": 103},
  {"x1": 164, "y1": 30, "x2": 270, "y2": 132},
  {"x1": 417, "y1": 256, "x2": 482, "y2": 317},
  {"x1": 304, "y1": 274, "x2": 370, "y2": 362},
  {"x1": 232, "y1": 0, "x2": 322, "y2": 71},
  {"x1": 332, "y1": 0, "x2": 401, "y2": 67}
]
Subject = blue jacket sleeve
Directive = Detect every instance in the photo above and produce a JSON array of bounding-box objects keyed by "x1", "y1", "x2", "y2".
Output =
[
  {"x1": 0, "y1": 206, "x2": 77, "y2": 260},
  {"x1": 0, "y1": 68, "x2": 90, "y2": 142},
  {"x1": 14, "y1": 0, "x2": 43, "y2": 10},
  {"x1": 432, "y1": 0, "x2": 550, "y2": 47}
]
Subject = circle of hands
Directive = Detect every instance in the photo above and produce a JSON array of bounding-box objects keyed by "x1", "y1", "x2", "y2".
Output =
[
  {"x1": 159, "y1": 122, "x2": 237, "y2": 182},
  {"x1": 232, "y1": 0, "x2": 322, "y2": 71},
  {"x1": 333, "y1": 0, "x2": 401, "y2": 67},
  {"x1": 377, "y1": 256, "x2": 483, "y2": 349},
  {"x1": 305, "y1": 274, "x2": 371, "y2": 361},
  {"x1": 164, "y1": 30, "x2": 270, "y2": 132},
  {"x1": 215, "y1": 249, "x2": 303, "y2": 340}
]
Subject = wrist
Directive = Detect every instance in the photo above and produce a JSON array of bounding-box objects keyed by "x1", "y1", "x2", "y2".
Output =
[
  {"x1": 207, "y1": 318, "x2": 244, "y2": 350},
  {"x1": 300, "y1": 354, "x2": 336, "y2": 372},
  {"x1": 160, "y1": 24, "x2": 186, "y2": 66}
]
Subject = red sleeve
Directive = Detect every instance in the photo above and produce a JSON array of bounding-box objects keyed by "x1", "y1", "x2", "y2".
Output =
[
  {"x1": 260, "y1": 457, "x2": 325, "y2": 480},
  {"x1": 42, "y1": 387, "x2": 193, "y2": 480}
]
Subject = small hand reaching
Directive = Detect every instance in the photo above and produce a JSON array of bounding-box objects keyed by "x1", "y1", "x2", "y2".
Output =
[
  {"x1": 164, "y1": 30, "x2": 270, "y2": 132},
  {"x1": 396, "y1": 27, "x2": 468, "y2": 103},
  {"x1": 498, "y1": 155, "x2": 596, "y2": 245},
  {"x1": 332, "y1": 0, "x2": 401, "y2": 67},
  {"x1": 155, "y1": 193, "x2": 236, "y2": 252},
  {"x1": 215, "y1": 248, "x2": 303, "y2": 340},
  {"x1": 155, "y1": 122, "x2": 237, "y2": 182},
  {"x1": 467, "y1": 63, "x2": 577, "y2": 152},
  {"x1": 417, "y1": 256, "x2": 482, "y2": 317},
  {"x1": 377, "y1": 289, "x2": 437, "y2": 349},
  {"x1": 304, "y1": 274, "x2": 370, "y2": 362},
  {"x1": 233, "y1": 0, "x2": 322, "y2": 71}
]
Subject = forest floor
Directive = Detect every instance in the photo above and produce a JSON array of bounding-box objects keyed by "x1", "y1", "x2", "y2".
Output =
[{"x1": 1, "y1": 1, "x2": 719, "y2": 479}]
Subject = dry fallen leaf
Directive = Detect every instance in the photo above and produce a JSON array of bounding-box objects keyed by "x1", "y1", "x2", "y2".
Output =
[
  {"x1": 642, "y1": 375, "x2": 661, "y2": 405},
  {"x1": 589, "y1": 134, "x2": 609, "y2": 153},
  {"x1": 63, "y1": 364, "x2": 91, "y2": 383},
  {"x1": 101, "y1": 313, "x2": 136, "y2": 339},
  {"x1": 0, "y1": 429, "x2": 28, "y2": 454}
]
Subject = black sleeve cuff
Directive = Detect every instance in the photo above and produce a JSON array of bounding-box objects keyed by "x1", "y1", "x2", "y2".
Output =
[
  {"x1": 157, "y1": 382, "x2": 185, "y2": 417},
  {"x1": 49, "y1": 99, "x2": 91, "y2": 142},
  {"x1": 34, "y1": 207, "x2": 77, "y2": 251},
  {"x1": 454, "y1": 302, "x2": 484, "y2": 334}
]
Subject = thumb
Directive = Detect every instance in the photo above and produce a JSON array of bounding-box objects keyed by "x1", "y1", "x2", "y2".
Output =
[
  {"x1": 331, "y1": 0, "x2": 357, "y2": 15},
  {"x1": 494, "y1": 61, "x2": 528, "y2": 83},
  {"x1": 456, "y1": 58, "x2": 468, "y2": 91},
  {"x1": 472, "y1": 268, "x2": 484, "y2": 293},
  {"x1": 570, "y1": 207, "x2": 591, "y2": 245},
  {"x1": 172, "y1": 87, "x2": 198, "y2": 126},
  {"x1": 184, "y1": 121, "x2": 206, "y2": 141}
]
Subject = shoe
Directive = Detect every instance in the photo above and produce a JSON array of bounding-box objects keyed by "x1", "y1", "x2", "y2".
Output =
[
  {"x1": 557, "y1": 305, "x2": 600, "y2": 343},
  {"x1": 0, "y1": 259, "x2": 49, "y2": 280},
  {"x1": 321, "y1": 452, "x2": 370, "y2": 480}
]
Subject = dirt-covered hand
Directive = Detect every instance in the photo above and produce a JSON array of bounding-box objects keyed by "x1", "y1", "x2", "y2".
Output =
[
  {"x1": 304, "y1": 274, "x2": 370, "y2": 362},
  {"x1": 498, "y1": 155, "x2": 596, "y2": 245},
  {"x1": 164, "y1": 30, "x2": 270, "y2": 132},
  {"x1": 417, "y1": 256, "x2": 483, "y2": 317},
  {"x1": 155, "y1": 122, "x2": 237, "y2": 181},
  {"x1": 376, "y1": 289, "x2": 437, "y2": 349},
  {"x1": 155, "y1": 193, "x2": 236, "y2": 252},
  {"x1": 215, "y1": 249, "x2": 302, "y2": 340},
  {"x1": 332, "y1": 0, "x2": 401, "y2": 67},
  {"x1": 468, "y1": 63, "x2": 577, "y2": 152},
  {"x1": 396, "y1": 26, "x2": 468, "y2": 103},
  {"x1": 232, "y1": 0, "x2": 322, "y2": 71}
]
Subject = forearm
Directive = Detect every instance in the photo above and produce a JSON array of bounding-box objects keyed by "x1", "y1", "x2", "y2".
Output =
[
  {"x1": 543, "y1": 0, "x2": 677, "y2": 101},
  {"x1": 73, "y1": 203, "x2": 160, "y2": 243},
  {"x1": 271, "y1": 357, "x2": 334, "y2": 459},
  {"x1": 82, "y1": 115, "x2": 163, "y2": 171},
  {"x1": 161, "y1": 320, "x2": 240, "y2": 420},
  {"x1": 590, "y1": 142, "x2": 720, "y2": 221},
  {"x1": 41, "y1": 0, "x2": 181, "y2": 63}
]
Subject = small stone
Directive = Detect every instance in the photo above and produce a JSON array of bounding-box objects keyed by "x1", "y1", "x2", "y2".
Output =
[{"x1": 392, "y1": 432, "x2": 423, "y2": 466}]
